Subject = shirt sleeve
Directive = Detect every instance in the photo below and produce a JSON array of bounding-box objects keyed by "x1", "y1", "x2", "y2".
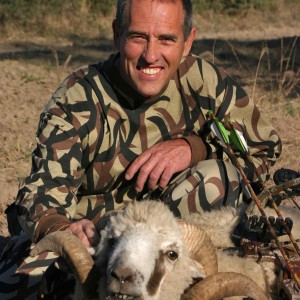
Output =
[
  {"x1": 182, "y1": 134, "x2": 208, "y2": 166},
  {"x1": 15, "y1": 70, "x2": 92, "y2": 242}
]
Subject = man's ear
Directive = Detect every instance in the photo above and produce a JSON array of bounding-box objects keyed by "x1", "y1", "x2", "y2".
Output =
[
  {"x1": 112, "y1": 19, "x2": 120, "y2": 50},
  {"x1": 183, "y1": 27, "x2": 196, "y2": 57}
]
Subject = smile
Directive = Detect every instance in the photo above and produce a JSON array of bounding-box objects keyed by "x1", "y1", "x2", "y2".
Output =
[{"x1": 140, "y1": 68, "x2": 161, "y2": 75}]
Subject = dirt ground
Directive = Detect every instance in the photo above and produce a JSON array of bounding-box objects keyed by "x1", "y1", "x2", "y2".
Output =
[{"x1": 0, "y1": 25, "x2": 299, "y2": 248}]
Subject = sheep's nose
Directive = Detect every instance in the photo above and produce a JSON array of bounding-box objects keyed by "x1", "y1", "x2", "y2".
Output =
[{"x1": 111, "y1": 267, "x2": 136, "y2": 284}]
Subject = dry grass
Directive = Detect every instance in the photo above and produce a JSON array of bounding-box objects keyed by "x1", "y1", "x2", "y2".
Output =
[
  {"x1": 0, "y1": 0, "x2": 116, "y2": 40},
  {"x1": 1, "y1": 1, "x2": 300, "y2": 41}
]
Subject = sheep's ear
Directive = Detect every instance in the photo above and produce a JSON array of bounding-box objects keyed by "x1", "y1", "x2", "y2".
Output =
[{"x1": 188, "y1": 259, "x2": 206, "y2": 280}]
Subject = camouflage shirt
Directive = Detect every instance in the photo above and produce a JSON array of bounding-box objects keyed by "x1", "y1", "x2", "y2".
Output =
[{"x1": 15, "y1": 53, "x2": 281, "y2": 241}]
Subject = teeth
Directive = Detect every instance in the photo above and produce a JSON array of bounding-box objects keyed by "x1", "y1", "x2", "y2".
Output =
[
  {"x1": 141, "y1": 68, "x2": 160, "y2": 75},
  {"x1": 108, "y1": 293, "x2": 136, "y2": 300}
]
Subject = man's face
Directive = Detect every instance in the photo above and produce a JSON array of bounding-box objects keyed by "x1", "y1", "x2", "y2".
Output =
[{"x1": 113, "y1": 0, "x2": 195, "y2": 100}]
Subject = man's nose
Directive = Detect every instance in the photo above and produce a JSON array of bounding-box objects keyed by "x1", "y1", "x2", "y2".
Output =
[{"x1": 143, "y1": 40, "x2": 160, "y2": 63}]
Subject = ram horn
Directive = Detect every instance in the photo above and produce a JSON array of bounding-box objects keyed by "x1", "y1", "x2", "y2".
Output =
[
  {"x1": 178, "y1": 220, "x2": 218, "y2": 276},
  {"x1": 181, "y1": 272, "x2": 268, "y2": 300},
  {"x1": 30, "y1": 231, "x2": 99, "y2": 299}
]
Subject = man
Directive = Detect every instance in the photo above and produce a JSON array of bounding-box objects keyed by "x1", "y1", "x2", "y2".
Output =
[{"x1": 1, "y1": 0, "x2": 281, "y2": 299}]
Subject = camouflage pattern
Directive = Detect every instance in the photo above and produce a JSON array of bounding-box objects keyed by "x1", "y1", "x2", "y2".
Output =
[
  {"x1": 0, "y1": 233, "x2": 60, "y2": 300},
  {"x1": 161, "y1": 159, "x2": 252, "y2": 216},
  {"x1": 12, "y1": 53, "x2": 281, "y2": 243}
]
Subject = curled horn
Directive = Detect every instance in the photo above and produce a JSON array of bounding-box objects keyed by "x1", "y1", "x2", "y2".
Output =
[
  {"x1": 178, "y1": 220, "x2": 218, "y2": 276},
  {"x1": 181, "y1": 272, "x2": 268, "y2": 300},
  {"x1": 178, "y1": 221, "x2": 268, "y2": 299},
  {"x1": 30, "y1": 231, "x2": 99, "y2": 299}
]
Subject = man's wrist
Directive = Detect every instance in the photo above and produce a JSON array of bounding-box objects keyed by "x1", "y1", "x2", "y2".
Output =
[{"x1": 182, "y1": 135, "x2": 208, "y2": 166}]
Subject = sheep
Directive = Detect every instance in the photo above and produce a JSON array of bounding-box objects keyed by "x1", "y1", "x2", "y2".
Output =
[{"x1": 30, "y1": 200, "x2": 268, "y2": 300}]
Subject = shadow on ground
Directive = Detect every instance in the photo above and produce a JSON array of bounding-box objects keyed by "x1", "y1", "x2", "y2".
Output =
[
  {"x1": 0, "y1": 37, "x2": 299, "y2": 69},
  {"x1": 1, "y1": 36, "x2": 299, "y2": 97}
]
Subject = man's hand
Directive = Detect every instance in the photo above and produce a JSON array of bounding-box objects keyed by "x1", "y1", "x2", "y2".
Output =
[
  {"x1": 66, "y1": 219, "x2": 100, "y2": 248},
  {"x1": 125, "y1": 139, "x2": 191, "y2": 192}
]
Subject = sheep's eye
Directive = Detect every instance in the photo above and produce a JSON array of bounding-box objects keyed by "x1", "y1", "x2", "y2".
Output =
[{"x1": 166, "y1": 250, "x2": 178, "y2": 261}]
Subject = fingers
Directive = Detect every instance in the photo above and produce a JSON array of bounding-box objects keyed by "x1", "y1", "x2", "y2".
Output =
[
  {"x1": 126, "y1": 144, "x2": 167, "y2": 192},
  {"x1": 125, "y1": 151, "x2": 152, "y2": 181},
  {"x1": 125, "y1": 139, "x2": 192, "y2": 192},
  {"x1": 141, "y1": 158, "x2": 175, "y2": 191},
  {"x1": 136, "y1": 155, "x2": 166, "y2": 191},
  {"x1": 67, "y1": 219, "x2": 100, "y2": 248},
  {"x1": 157, "y1": 165, "x2": 175, "y2": 189}
]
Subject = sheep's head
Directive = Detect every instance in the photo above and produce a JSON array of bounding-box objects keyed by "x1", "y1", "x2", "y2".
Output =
[
  {"x1": 94, "y1": 200, "x2": 206, "y2": 299},
  {"x1": 30, "y1": 200, "x2": 268, "y2": 300}
]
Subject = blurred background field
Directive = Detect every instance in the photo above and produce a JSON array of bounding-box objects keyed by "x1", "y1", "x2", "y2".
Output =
[
  {"x1": 0, "y1": 0, "x2": 299, "y2": 240},
  {"x1": 0, "y1": 0, "x2": 299, "y2": 40}
]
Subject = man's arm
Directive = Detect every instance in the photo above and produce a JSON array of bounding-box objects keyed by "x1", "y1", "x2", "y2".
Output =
[
  {"x1": 15, "y1": 69, "x2": 100, "y2": 246},
  {"x1": 16, "y1": 110, "x2": 82, "y2": 242}
]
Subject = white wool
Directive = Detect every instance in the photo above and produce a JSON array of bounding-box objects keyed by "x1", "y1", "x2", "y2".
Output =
[{"x1": 185, "y1": 206, "x2": 240, "y2": 248}]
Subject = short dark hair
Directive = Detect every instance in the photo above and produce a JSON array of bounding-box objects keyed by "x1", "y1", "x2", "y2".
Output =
[{"x1": 115, "y1": 0, "x2": 193, "y2": 40}]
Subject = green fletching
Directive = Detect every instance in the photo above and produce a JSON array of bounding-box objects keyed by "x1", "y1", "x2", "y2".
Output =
[
  {"x1": 227, "y1": 118, "x2": 248, "y2": 153},
  {"x1": 208, "y1": 112, "x2": 230, "y2": 145},
  {"x1": 209, "y1": 117, "x2": 230, "y2": 145},
  {"x1": 216, "y1": 119, "x2": 230, "y2": 144},
  {"x1": 229, "y1": 128, "x2": 247, "y2": 153}
]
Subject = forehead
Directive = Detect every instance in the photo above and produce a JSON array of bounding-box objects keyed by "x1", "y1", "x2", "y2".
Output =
[{"x1": 126, "y1": 0, "x2": 184, "y2": 32}]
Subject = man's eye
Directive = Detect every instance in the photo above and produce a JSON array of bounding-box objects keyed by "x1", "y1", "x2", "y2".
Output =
[
  {"x1": 130, "y1": 35, "x2": 146, "y2": 43},
  {"x1": 160, "y1": 38, "x2": 176, "y2": 45}
]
